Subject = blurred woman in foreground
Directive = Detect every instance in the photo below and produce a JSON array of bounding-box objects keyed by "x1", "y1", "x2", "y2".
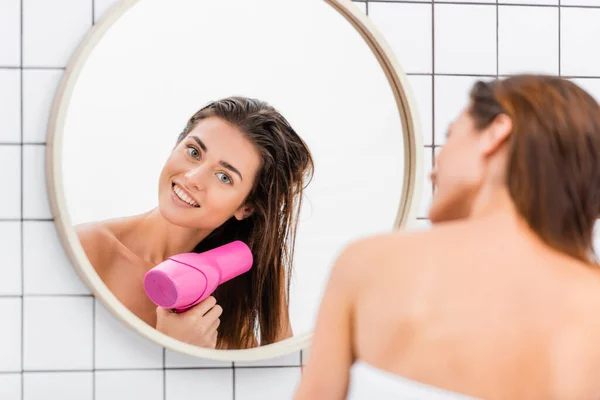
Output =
[{"x1": 296, "y1": 75, "x2": 600, "y2": 399}]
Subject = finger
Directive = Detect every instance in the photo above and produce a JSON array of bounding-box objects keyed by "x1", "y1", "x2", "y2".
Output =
[
  {"x1": 207, "y1": 317, "x2": 220, "y2": 333},
  {"x1": 211, "y1": 329, "x2": 218, "y2": 348},
  {"x1": 191, "y1": 296, "x2": 217, "y2": 316},
  {"x1": 203, "y1": 304, "x2": 223, "y2": 324}
]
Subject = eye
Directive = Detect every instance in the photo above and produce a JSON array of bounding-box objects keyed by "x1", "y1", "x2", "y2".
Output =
[
  {"x1": 187, "y1": 146, "x2": 200, "y2": 159},
  {"x1": 216, "y1": 172, "x2": 232, "y2": 185}
]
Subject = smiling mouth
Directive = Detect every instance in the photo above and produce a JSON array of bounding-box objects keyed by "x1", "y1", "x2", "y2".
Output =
[{"x1": 172, "y1": 183, "x2": 200, "y2": 208}]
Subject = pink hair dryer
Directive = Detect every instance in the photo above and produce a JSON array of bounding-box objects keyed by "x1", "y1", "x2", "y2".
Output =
[{"x1": 143, "y1": 240, "x2": 253, "y2": 312}]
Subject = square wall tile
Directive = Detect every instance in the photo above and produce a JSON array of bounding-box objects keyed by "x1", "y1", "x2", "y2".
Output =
[
  {"x1": 23, "y1": 296, "x2": 93, "y2": 370},
  {"x1": 235, "y1": 351, "x2": 301, "y2": 367},
  {"x1": 0, "y1": 145, "x2": 21, "y2": 219},
  {"x1": 23, "y1": 221, "x2": 89, "y2": 295},
  {"x1": 94, "y1": 0, "x2": 121, "y2": 24},
  {"x1": 23, "y1": 372, "x2": 92, "y2": 400},
  {"x1": 95, "y1": 370, "x2": 163, "y2": 400},
  {"x1": 23, "y1": 0, "x2": 92, "y2": 67},
  {"x1": 434, "y1": 4, "x2": 496, "y2": 75},
  {"x1": 23, "y1": 145, "x2": 52, "y2": 219},
  {"x1": 0, "y1": 0, "x2": 20, "y2": 66},
  {"x1": 0, "y1": 69, "x2": 20, "y2": 143},
  {"x1": 407, "y1": 75, "x2": 433, "y2": 146},
  {"x1": 95, "y1": 300, "x2": 163, "y2": 369},
  {"x1": 571, "y1": 78, "x2": 600, "y2": 105},
  {"x1": 0, "y1": 298, "x2": 21, "y2": 372},
  {"x1": 419, "y1": 147, "x2": 433, "y2": 219},
  {"x1": 0, "y1": 373, "x2": 21, "y2": 400},
  {"x1": 165, "y1": 369, "x2": 232, "y2": 400},
  {"x1": 561, "y1": 8, "x2": 600, "y2": 77},
  {"x1": 498, "y1": 6, "x2": 558, "y2": 75},
  {"x1": 0, "y1": 221, "x2": 21, "y2": 295},
  {"x1": 22, "y1": 69, "x2": 63, "y2": 143},
  {"x1": 165, "y1": 349, "x2": 232, "y2": 368},
  {"x1": 235, "y1": 367, "x2": 301, "y2": 400},
  {"x1": 434, "y1": 75, "x2": 494, "y2": 145},
  {"x1": 369, "y1": 3, "x2": 432, "y2": 74}
]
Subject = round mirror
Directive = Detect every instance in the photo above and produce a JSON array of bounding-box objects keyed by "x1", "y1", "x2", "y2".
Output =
[{"x1": 46, "y1": 0, "x2": 422, "y2": 361}]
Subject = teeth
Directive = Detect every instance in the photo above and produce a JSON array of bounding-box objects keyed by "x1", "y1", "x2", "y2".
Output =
[{"x1": 173, "y1": 185, "x2": 199, "y2": 207}]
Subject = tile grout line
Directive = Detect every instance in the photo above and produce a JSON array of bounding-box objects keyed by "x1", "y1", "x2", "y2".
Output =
[
  {"x1": 431, "y1": 0, "x2": 436, "y2": 196},
  {"x1": 20, "y1": 0, "x2": 24, "y2": 398},
  {"x1": 232, "y1": 363, "x2": 236, "y2": 400},
  {"x1": 496, "y1": 0, "x2": 499, "y2": 78},
  {"x1": 1, "y1": 365, "x2": 302, "y2": 374},
  {"x1": 162, "y1": 348, "x2": 166, "y2": 400}
]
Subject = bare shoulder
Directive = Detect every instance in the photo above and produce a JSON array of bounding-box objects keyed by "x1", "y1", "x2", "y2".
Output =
[
  {"x1": 330, "y1": 228, "x2": 435, "y2": 282},
  {"x1": 75, "y1": 221, "x2": 121, "y2": 275}
]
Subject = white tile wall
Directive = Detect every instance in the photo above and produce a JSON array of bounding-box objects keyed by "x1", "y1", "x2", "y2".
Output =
[
  {"x1": 22, "y1": 69, "x2": 63, "y2": 143},
  {"x1": 23, "y1": 221, "x2": 89, "y2": 295},
  {"x1": 94, "y1": 301, "x2": 163, "y2": 370},
  {"x1": 561, "y1": 7, "x2": 600, "y2": 77},
  {"x1": 1, "y1": 0, "x2": 600, "y2": 399},
  {"x1": 165, "y1": 369, "x2": 233, "y2": 400},
  {"x1": 0, "y1": 374, "x2": 21, "y2": 400},
  {"x1": 22, "y1": 0, "x2": 92, "y2": 68},
  {"x1": 0, "y1": 221, "x2": 22, "y2": 295},
  {"x1": 369, "y1": 3, "x2": 432, "y2": 74},
  {"x1": 0, "y1": 0, "x2": 20, "y2": 66},
  {"x1": 23, "y1": 297, "x2": 93, "y2": 371},
  {"x1": 0, "y1": 69, "x2": 21, "y2": 143},
  {"x1": 95, "y1": 370, "x2": 163, "y2": 400},
  {"x1": 235, "y1": 368, "x2": 301, "y2": 400},
  {"x1": 0, "y1": 298, "x2": 21, "y2": 372},
  {"x1": 0, "y1": 145, "x2": 21, "y2": 219},
  {"x1": 22, "y1": 145, "x2": 51, "y2": 219},
  {"x1": 434, "y1": 4, "x2": 497, "y2": 75},
  {"x1": 23, "y1": 372, "x2": 93, "y2": 400},
  {"x1": 498, "y1": 6, "x2": 559, "y2": 75}
]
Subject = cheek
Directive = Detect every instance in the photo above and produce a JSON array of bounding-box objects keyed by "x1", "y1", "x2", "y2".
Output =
[
  {"x1": 202, "y1": 184, "x2": 251, "y2": 217},
  {"x1": 436, "y1": 142, "x2": 481, "y2": 191}
]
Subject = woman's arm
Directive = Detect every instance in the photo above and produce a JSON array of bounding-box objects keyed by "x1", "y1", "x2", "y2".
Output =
[{"x1": 294, "y1": 244, "x2": 359, "y2": 400}]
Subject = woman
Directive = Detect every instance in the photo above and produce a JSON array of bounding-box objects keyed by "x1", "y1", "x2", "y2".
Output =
[
  {"x1": 77, "y1": 96, "x2": 314, "y2": 350},
  {"x1": 296, "y1": 75, "x2": 600, "y2": 399}
]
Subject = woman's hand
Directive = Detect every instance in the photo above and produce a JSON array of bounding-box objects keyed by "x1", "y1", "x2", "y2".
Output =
[{"x1": 155, "y1": 296, "x2": 223, "y2": 348}]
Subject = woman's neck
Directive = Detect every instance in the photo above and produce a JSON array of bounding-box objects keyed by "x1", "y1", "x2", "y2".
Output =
[
  {"x1": 469, "y1": 185, "x2": 516, "y2": 219},
  {"x1": 121, "y1": 208, "x2": 212, "y2": 266}
]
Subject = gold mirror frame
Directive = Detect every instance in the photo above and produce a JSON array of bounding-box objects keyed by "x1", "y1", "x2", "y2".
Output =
[{"x1": 45, "y1": 0, "x2": 423, "y2": 361}]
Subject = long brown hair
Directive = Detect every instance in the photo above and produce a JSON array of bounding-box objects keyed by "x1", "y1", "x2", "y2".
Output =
[
  {"x1": 176, "y1": 97, "x2": 314, "y2": 349},
  {"x1": 469, "y1": 75, "x2": 600, "y2": 263}
]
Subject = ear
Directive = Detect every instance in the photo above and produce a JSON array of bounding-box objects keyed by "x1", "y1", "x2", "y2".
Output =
[
  {"x1": 234, "y1": 203, "x2": 255, "y2": 221},
  {"x1": 479, "y1": 114, "x2": 512, "y2": 156}
]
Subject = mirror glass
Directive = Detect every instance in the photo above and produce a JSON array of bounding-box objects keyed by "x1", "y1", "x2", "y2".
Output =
[{"x1": 53, "y1": 0, "x2": 417, "y2": 352}]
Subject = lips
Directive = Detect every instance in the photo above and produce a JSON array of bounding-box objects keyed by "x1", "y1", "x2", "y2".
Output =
[{"x1": 172, "y1": 183, "x2": 200, "y2": 207}]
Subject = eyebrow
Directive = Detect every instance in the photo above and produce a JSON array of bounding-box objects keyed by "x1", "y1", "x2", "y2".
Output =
[{"x1": 189, "y1": 135, "x2": 243, "y2": 181}]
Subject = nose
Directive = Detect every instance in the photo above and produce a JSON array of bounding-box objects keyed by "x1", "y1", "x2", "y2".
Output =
[{"x1": 183, "y1": 165, "x2": 208, "y2": 191}]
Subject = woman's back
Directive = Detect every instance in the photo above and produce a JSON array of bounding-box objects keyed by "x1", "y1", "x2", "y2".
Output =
[
  {"x1": 295, "y1": 75, "x2": 600, "y2": 400},
  {"x1": 352, "y1": 213, "x2": 600, "y2": 399}
]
